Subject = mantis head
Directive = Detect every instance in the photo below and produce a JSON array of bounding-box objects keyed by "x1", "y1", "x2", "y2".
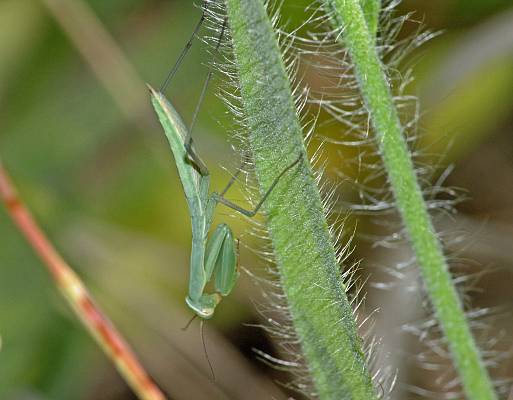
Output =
[{"x1": 186, "y1": 293, "x2": 222, "y2": 319}]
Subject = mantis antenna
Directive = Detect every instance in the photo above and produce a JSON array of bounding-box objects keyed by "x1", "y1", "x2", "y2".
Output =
[
  {"x1": 181, "y1": 314, "x2": 198, "y2": 331},
  {"x1": 200, "y1": 320, "x2": 216, "y2": 381}
]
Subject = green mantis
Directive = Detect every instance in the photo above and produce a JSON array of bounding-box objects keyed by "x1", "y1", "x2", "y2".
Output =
[
  {"x1": 149, "y1": 1, "x2": 301, "y2": 322},
  {"x1": 149, "y1": 87, "x2": 301, "y2": 320}
]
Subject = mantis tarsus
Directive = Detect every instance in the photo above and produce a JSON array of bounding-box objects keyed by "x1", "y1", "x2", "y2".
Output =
[{"x1": 150, "y1": 87, "x2": 302, "y2": 320}]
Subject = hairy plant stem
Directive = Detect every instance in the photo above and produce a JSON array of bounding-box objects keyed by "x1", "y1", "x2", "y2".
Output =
[
  {"x1": 224, "y1": 1, "x2": 377, "y2": 399},
  {"x1": 325, "y1": 1, "x2": 497, "y2": 399},
  {"x1": 360, "y1": 0, "x2": 381, "y2": 38}
]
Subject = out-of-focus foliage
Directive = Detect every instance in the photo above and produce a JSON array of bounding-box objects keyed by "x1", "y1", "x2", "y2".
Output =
[{"x1": 0, "y1": 1, "x2": 512, "y2": 399}]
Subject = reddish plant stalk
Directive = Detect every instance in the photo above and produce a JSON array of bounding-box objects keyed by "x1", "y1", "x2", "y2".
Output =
[{"x1": 0, "y1": 161, "x2": 167, "y2": 400}]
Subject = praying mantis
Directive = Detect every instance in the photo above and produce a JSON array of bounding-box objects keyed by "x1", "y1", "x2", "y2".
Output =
[
  {"x1": 149, "y1": 1, "x2": 301, "y2": 322},
  {"x1": 149, "y1": 87, "x2": 301, "y2": 320}
]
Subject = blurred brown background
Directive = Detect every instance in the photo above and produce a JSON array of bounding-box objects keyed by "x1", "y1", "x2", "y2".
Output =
[{"x1": 0, "y1": 0, "x2": 512, "y2": 399}]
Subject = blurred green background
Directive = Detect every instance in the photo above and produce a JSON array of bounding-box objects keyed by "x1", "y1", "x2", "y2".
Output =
[{"x1": 1, "y1": 1, "x2": 513, "y2": 399}]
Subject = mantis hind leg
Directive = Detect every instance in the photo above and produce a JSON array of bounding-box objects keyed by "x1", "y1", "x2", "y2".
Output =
[
  {"x1": 185, "y1": 16, "x2": 228, "y2": 175},
  {"x1": 158, "y1": 1, "x2": 228, "y2": 178},
  {"x1": 187, "y1": 17, "x2": 228, "y2": 139},
  {"x1": 160, "y1": 1, "x2": 208, "y2": 93}
]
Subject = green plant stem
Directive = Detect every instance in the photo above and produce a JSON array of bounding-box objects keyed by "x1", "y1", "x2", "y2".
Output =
[
  {"x1": 360, "y1": 0, "x2": 381, "y2": 38},
  {"x1": 224, "y1": 1, "x2": 377, "y2": 399},
  {"x1": 325, "y1": 1, "x2": 497, "y2": 399}
]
